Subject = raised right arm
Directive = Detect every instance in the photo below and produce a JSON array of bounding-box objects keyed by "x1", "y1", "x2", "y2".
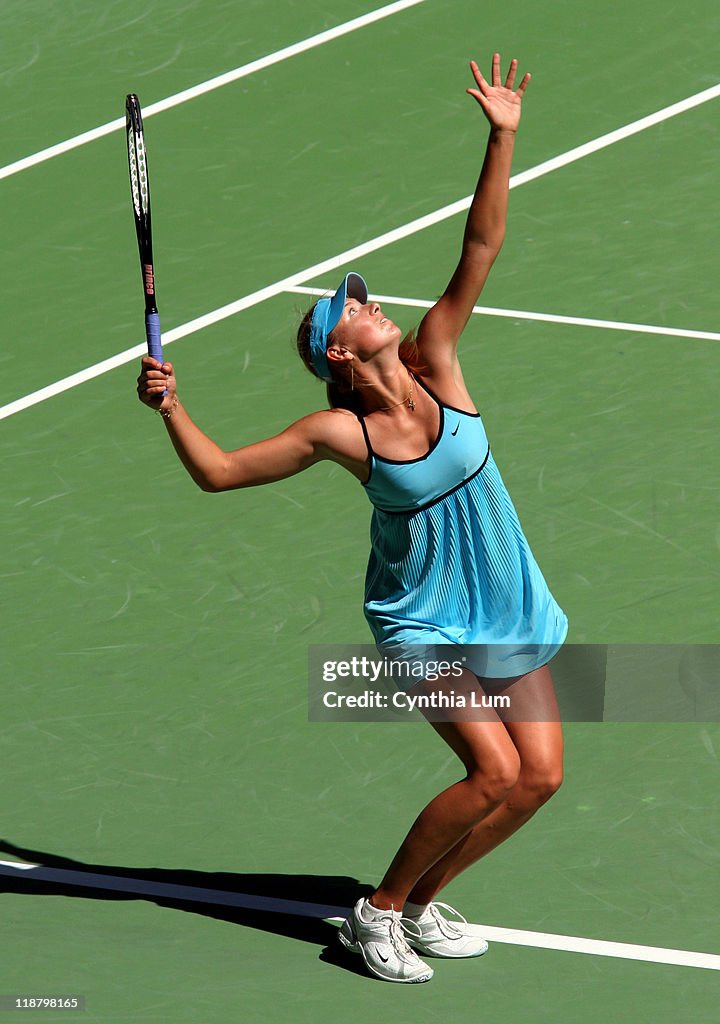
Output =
[{"x1": 137, "y1": 357, "x2": 330, "y2": 492}]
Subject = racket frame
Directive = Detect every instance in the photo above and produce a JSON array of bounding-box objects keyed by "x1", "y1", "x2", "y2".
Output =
[{"x1": 126, "y1": 93, "x2": 163, "y2": 365}]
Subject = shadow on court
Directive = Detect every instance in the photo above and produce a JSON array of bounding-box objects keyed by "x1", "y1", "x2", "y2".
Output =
[{"x1": 0, "y1": 839, "x2": 373, "y2": 978}]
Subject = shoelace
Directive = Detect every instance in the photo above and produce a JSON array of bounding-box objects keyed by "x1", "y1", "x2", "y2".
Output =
[
  {"x1": 403, "y1": 900, "x2": 468, "y2": 940},
  {"x1": 388, "y1": 914, "x2": 424, "y2": 963}
]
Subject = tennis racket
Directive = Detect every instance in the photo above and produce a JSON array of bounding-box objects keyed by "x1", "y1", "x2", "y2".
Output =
[{"x1": 125, "y1": 93, "x2": 163, "y2": 365}]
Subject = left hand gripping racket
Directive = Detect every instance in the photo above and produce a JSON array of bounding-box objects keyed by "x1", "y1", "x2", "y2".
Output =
[{"x1": 125, "y1": 93, "x2": 163, "y2": 365}]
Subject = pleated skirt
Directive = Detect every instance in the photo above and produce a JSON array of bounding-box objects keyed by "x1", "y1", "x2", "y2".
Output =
[{"x1": 363, "y1": 450, "x2": 568, "y2": 681}]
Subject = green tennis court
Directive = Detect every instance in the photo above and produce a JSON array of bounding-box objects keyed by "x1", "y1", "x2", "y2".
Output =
[{"x1": 2, "y1": 1, "x2": 719, "y2": 1020}]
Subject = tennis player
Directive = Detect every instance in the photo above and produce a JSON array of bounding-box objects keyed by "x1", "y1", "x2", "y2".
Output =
[{"x1": 137, "y1": 54, "x2": 568, "y2": 984}]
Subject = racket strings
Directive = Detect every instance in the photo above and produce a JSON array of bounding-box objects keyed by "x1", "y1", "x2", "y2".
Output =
[{"x1": 127, "y1": 130, "x2": 149, "y2": 219}]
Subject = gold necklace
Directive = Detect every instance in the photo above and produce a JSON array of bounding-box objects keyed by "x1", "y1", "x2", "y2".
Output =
[{"x1": 377, "y1": 370, "x2": 415, "y2": 412}]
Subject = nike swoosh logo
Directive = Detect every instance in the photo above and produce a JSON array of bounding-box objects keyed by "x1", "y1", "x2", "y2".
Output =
[
  {"x1": 375, "y1": 946, "x2": 390, "y2": 963},
  {"x1": 451, "y1": 423, "x2": 459, "y2": 436}
]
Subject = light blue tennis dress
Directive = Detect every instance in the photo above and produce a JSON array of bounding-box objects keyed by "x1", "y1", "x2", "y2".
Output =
[{"x1": 357, "y1": 375, "x2": 568, "y2": 682}]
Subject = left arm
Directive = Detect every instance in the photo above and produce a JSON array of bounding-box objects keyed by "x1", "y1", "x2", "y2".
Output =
[{"x1": 416, "y1": 54, "x2": 531, "y2": 375}]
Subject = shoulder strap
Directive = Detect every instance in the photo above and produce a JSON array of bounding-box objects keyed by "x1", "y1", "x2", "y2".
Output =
[
  {"x1": 412, "y1": 372, "x2": 443, "y2": 408},
  {"x1": 355, "y1": 412, "x2": 374, "y2": 458}
]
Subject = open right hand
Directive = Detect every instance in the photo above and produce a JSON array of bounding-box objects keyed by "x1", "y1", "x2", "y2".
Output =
[
  {"x1": 466, "y1": 53, "x2": 530, "y2": 133},
  {"x1": 137, "y1": 356, "x2": 177, "y2": 413}
]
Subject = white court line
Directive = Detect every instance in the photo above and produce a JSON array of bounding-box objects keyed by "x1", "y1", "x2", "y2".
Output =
[
  {"x1": 288, "y1": 285, "x2": 720, "y2": 342},
  {"x1": 327, "y1": 916, "x2": 720, "y2": 971},
  {"x1": 0, "y1": 860, "x2": 717, "y2": 970},
  {"x1": 0, "y1": 0, "x2": 426, "y2": 182},
  {"x1": 508, "y1": 82, "x2": 720, "y2": 189},
  {"x1": 0, "y1": 860, "x2": 348, "y2": 921},
  {"x1": 2, "y1": 80, "x2": 719, "y2": 421}
]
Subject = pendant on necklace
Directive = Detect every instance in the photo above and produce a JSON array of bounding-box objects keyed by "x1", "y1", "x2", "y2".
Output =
[{"x1": 407, "y1": 397, "x2": 415, "y2": 411}]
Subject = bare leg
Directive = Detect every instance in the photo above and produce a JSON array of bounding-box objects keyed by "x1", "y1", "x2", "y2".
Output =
[
  {"x1": 369, "y1": 669, "x2": 522, "y2": 911},
  {"x1": 406, "y1": 663, "x2": 563, "y2": 905}
]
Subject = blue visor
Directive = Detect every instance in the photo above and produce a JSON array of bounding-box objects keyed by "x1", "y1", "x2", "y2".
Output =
[{"x1": 309, "y1": 272, "x2": 368, "y2": 381}]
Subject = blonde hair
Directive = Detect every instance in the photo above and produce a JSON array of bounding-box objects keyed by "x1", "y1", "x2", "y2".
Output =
[{"x1": 295, "y1": 303, "x2": 424, "y2": 414}]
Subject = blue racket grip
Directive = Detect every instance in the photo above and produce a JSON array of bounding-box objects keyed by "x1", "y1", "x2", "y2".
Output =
[
  {"x1": 145, "y1": 312, "x2": 163, "y2": 362},
  {"x1": 144, "y1": 312, "x2": 168, "y2": 397}
]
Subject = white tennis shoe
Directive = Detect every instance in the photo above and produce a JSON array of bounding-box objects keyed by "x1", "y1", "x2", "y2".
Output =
[
  {"x1": 402, "y1": 901, "x2": 489, "y2": 958},
  {"x1": 337, "y1": 897, "x2": 434, "y2": 983}
]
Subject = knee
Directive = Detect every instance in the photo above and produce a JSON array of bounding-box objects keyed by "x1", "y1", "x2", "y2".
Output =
[
  {"x1": 467, "y1": 751, "x2": 521, "y2": 808},
  {"x1": 514, "y1": 765, "x2": 563, "y2": 810}
]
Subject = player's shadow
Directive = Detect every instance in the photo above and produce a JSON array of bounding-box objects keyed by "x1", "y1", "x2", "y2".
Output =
[{"x1": 0, "y1": 839, "x2": 372, "y2": 978}]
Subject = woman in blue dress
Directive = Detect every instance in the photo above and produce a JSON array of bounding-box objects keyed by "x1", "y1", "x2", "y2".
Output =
[{"x1": 138, "y1": 53, "x2": 567, "y2": 984}]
